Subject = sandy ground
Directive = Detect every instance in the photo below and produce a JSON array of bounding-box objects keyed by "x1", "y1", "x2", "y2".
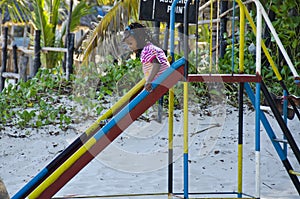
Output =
[{"x1": 0, "y1": 103, "x2": 299, "y2": 199}]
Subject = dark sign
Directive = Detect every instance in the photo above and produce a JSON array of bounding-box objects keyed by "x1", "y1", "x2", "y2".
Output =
[{"x1": 139, "y1": 0, "x2": 197, "y2": 23}]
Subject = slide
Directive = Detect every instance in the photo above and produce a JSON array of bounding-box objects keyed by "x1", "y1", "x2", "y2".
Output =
[
  {"x1": 12, "y1": 58, "x2": 186, "y2": 199},
  {"x1": 12, "y1": 79, "x2": 146, "y2": 199}
]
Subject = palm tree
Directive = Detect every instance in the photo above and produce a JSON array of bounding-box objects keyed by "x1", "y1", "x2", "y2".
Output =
[
  {"x1": 0, "y1": 0, "x2": 30, "y2": 31},
  {"x1": 31, "y1": 0, "x2": 92, "y2": 68},
  {"x1": 82, "y1": 0, "x2": 139, "y2": 63}
]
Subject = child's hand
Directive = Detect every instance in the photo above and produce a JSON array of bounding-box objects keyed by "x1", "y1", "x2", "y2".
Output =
[{"x1": 144, "y1": 82, "x2": 153, "y2": 92}]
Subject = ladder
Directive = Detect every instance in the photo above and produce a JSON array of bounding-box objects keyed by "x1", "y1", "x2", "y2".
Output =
[{"x1": 244, "y1": 81, "x2": 300, "y2": 194}]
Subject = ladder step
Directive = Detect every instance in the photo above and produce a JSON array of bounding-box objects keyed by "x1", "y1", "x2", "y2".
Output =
[
  {"x1": 289, "y1": 170, "x2": 300, "y2": 176},
  {"x1": 273, "y1": 138, "x2": 288, "y2": 143}
]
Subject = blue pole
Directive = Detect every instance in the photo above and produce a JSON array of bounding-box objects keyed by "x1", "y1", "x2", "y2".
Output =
[
  {"x1": 170, "y1": 1, "x2": 188, "y2": 198},
  {"x1": 255, "y1": 82, "x2": 261, "y2": 198},
  {"x1": 245, "y1": 83, "x2": 287, "y2": 160},
  {"x1": 283, "y1": 90, "x2": 288, "y2": 156},
  {"x1": 170, "y1": 0, "x2": 179, "y2": 63}
]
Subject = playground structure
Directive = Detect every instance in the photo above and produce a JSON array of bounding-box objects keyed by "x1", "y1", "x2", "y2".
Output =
[{"x1": 11, "y1": 0, "x2": 300, "y2": 199}]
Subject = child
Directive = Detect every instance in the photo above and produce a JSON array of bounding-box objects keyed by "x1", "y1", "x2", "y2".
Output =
[{"x1": 122, "y1": 22, "x2": 170, "y2": 92}]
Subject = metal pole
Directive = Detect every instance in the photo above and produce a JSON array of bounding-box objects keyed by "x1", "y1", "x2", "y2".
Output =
[
  {"x1": 230, "y1": 1, "x2": 236, "y2": 74},
  {"x1": 170, "y1": 0, "x2": 180, "y2": 62},
  {"x1": 283, "y1": 90, "x2": 288, "y2": 156},
  {"x1": 168, "y1": 88, "x2": 174, "y2": 196},
  {"x1": 237, "y1": 3, "x2": 245, "y2": 197},
  {"x1": 255, "y1": 3, "x2": 262, "y2": 198},
  {"x1": 183, "y1": 82, "x2": 189, "y2": 199},
  {"x1": 209, "y1": 0, "x2": 214, "y2": 72},
  {"x1": 219, "y1": 0, "x2": 228, "y2": 58},
  {"x1": 255, "y1": 82, "x2": 261, "y2": 198},
  {"x1": 237, "y1": 82, "x2": 244, "y2": 198}
]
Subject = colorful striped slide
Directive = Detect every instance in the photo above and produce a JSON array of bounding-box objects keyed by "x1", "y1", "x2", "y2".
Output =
[{"x1": 12, "y1": 58, "x2": 185, "y2": 199}]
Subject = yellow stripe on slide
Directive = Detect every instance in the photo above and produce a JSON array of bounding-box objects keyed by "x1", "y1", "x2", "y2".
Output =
[
  {"x1": 85, "y1": 78, "x2": 145, "y2": 136},
  {"x1": 28, "y1": 138, "x2": 96, "y2": 198},
  {"x1": 28, "y1": 79, "x2": 145, "y2": 198}
]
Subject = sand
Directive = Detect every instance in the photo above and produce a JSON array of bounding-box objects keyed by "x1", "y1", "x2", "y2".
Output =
[{"x1": 0, "y1": 103, "x2": 299, "y2": 199}]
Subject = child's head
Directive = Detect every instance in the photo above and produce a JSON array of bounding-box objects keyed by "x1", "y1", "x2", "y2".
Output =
[{"x1": 122, "y1": 22, "x2": 152, "y2": 52}]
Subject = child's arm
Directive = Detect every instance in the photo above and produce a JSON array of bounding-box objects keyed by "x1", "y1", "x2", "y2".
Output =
[{"x1": 145, "y1": 58, "x2": 160, "y2": 92}]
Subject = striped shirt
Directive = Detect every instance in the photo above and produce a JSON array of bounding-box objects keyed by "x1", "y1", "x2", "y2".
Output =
[{"x1": 140, "y1": 43, "x2": 170, "y2": 82}]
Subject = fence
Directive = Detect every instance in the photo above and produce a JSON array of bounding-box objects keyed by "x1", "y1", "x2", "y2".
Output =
[{"x1": 0, "y1": 27, "x2": 75, "y2": 91}]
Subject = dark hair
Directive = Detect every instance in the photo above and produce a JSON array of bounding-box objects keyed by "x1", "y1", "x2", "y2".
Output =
[{"x1": 123, "y1": 22, "x2": 153, "y2": 56}]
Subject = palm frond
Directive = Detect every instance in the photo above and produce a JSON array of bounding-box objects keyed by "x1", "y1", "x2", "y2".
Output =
[
  {"x1": 0, "y1": 0, "x2": 30, "y2": 23},
  {"x1": 51, "y1": 0, "x2": 60, "y2": 28},
  {"x1": 82, "y1": 0, "x2": 139, "y2": 63},
  {"x1": 70, "y1": 1, "x2": 94, "y2": 31},
  {"x1": 32, "y1": 0, "x2": 55, "y2": 47},
  {"x1": 97, "y1": 0, "x2": 114, "y2": 6}
]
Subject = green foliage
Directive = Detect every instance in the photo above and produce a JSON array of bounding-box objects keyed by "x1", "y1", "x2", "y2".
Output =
[
  {"x1": 218, "y1": 11, "x2": 300, "y2": 97},
  {"x1": 97, "y1": 57, "x2": 143, "y2": 98},
  {"x1": 268, "y1": 0, "x2": 300, "y2": 95},
  {"x1": 0, "y1": 68, "x2": 72, "y2": 129},
  {"x1": 71, "y1": 56, "x2": 143, "y2": 118},
  {"x1": 0, "y1": 0, "x2": 30, "y2": 23},
  {"x1": 270, "y1": 0, "x2": 300, "y2": 59}
]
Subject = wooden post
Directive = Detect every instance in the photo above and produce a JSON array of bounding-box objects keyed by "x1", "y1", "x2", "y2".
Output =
[
  {"x1": 153, "y1": 21, "x2": 160, "y2": 46},
  {"x1": 13, "y1": 44, "x2": 18, "y2": 73},
  {"x1": 19, "y1": 53, "x2": 28, "y2": 82},
  {"x1": 66, "y1": 33, "x2": 75, "y2": 80},
  {"x1": 163, "y1": 23, "x2": 169, "y2": 55},
  {"x1": 0, "y1": 27, "x2": 8, "y2": 91},
  {"x1": 219, "y1": 0, "x2": 228, "y2": 58},
  {"x1": 63, "y1": 0, "x2": 74, "y2": 73},
  {"x1": 177, "y1": 24, "x2": 184, "y2": 54},
  {"x1": 13, "y1": 44, "x2": 18, "y2": 83},
  {"x1": 33, "y1": 30, "x2": 41, "y2": 76}
]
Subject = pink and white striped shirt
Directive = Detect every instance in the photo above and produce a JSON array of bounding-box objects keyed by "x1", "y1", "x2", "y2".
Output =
[{"x1": 140, "y1": 43, "x2": 170, "y2": 82}]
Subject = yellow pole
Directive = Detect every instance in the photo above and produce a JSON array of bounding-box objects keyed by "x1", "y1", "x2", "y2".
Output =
[
  {"x1": 183, "y1": 82, "x2": 189, "y2": 198},
  {"x1": 168, "y1": 87, "x2": 174, "y2": 196},
  {"x1": 183, "y1": 82, "x2": 188, "y2": 155},
  {"x1": 237, "y1": 143, "x2": 243, "y2": 194},
  {"x1": 236, "y1": 0, "x2": 282, "y2": 80},
  {"x1": 236, "y1": 1, "x2": 245, "y2": 196},
  {"x1": 238, "y1": 2, "x2": 245, "y2": 73},
  {"x1": 168, "y1": 88, "x2": 174, "y2": 151}
]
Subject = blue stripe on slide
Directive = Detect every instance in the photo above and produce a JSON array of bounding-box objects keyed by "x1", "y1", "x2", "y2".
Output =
[
  {"x1": 11, "y1": 168, "x2": 48, "y2": 199},
  {"x1": 12, "y1": 57, "x2": 185, "y2": 199},
  {"x1": 94, "y1": 58, "x2": 185, "y2": 141}
]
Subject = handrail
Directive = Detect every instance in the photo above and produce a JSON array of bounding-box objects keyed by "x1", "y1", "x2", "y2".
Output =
[
  {"x1": 169, "y1": 0, "x2": 180, "y2": 63},
  {"x1": 192, "y1": 0, "x2": 299, "y2": 84},
  {"x1": 234, "y1": 0, "x2": 245, "y2": 73},
  {"x1": 240, "y1": 1, "x2": 282, "y2": 80},
  {"x1": 240, "y1": 0, "x2": 299, "y2": 82},
  {"x1": 256, "y1": 0, "x2": 299, "y2": 80}
]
